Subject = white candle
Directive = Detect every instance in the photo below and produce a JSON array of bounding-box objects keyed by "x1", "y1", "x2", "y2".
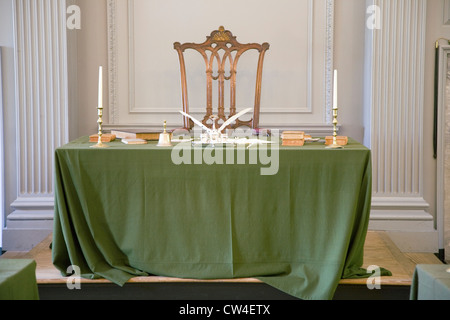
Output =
[
  {"x1": 333, "y1": 69, "x2": 338, "y2": 110},
  {"x1": 98, "y1": 66, "x2": 103, "y2": 108}
]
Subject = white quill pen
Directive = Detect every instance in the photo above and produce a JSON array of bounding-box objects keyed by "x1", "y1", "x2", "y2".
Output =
[
  {"x1": 179, "y1": 108, "x2": 252, "y2": 133},
  {"x1": 179, "y1": 111, "x2": 212, "y2": 133},
  {"x1": 218, "y1": 108, "x2": 252, "y2": 133}
]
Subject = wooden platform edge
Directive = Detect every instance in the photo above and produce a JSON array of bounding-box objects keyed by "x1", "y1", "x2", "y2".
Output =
[
  {"x1": 0, "y1": 231, "x2": 444, "y2": 287},
  {"x1": 339, "y1": 231, "x2": 443, "y2": 286}
]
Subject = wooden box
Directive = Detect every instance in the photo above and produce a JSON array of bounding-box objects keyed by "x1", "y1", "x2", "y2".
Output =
[
  {"x1": 89, "y1": 133, "x2": 116, "y2": 142},
  {"x1": 281, "y1": 131, "x2": 305, "y2": 140},
  {"x1": 282, "y1": 139, "x2": 305, "y2": 147},
  {"x1": 325, "y1": 136, "x2": 348, "y2": 146}
]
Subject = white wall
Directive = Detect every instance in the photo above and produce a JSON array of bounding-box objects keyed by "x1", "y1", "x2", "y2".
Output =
[
  {"x1": 0, "y1": 0, "x2": 15, "y2": 251},
  {"x1": 335, "y1": 0, "x2": 367, "y2": 142},
  {"x1": 0, "y1": 0, "x2": 12, "y2": 45},
  {"x1": 72, "y1": 0, "x2": 109, "y2": 140}
]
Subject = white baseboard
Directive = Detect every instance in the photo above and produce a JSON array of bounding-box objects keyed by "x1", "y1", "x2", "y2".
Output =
[
  {"x1": 368, "y1": 196, "x2": 438, "y2": 253},
  {"x1": 3, "y1": 209, "x2": 53, "y2": 251},
  {"x1": 2, "y1": 228, "x2": 52, "y2": 252}
]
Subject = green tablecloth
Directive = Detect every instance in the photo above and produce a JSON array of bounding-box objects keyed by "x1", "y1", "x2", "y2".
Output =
[
  {"x1": 0, "y1": 259, "x2": 39, "y2": 300},
  {"x1": 52, "y1": 136, "x2": 389, "y2": 300},
  {"x1": 410, "y1": 264, "x2": 450, "y2": 300}
]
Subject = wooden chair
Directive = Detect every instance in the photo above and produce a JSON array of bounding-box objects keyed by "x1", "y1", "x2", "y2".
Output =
[{"x1": 174, "y1": 26, "x2": 270, "y2": 130}]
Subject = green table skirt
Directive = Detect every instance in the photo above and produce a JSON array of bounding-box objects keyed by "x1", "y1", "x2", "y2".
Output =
[
  {"x1": 52, "y1": 137, "x2": 390, "y2": 300},
  {"x1": 0, "y1": 259, "x2": 39, "y2": 300},
  {"x1": 410, "y1": 264, "x2": 450, "y2": 300}
]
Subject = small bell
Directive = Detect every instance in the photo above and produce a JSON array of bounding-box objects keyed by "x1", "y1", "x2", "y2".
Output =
[{"x1": 157, "y1": 120, "x2": 172, "y2": 147}]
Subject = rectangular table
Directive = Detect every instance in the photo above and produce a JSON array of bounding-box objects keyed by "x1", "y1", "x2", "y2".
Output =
[
  {"x1": 52, "y1": 136, "x2": 389, "y2": 300},
  {"x1": 0, "y1": 259, "x2": 39, "y2": 300},
  {"x1": 410, "y1": 264, "x2": 450, "y2": 300}
]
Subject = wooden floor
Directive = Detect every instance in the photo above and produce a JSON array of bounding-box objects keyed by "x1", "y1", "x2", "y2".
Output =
[{"x1": 1, "y1": 231, "x2": 444, "y2": 299}]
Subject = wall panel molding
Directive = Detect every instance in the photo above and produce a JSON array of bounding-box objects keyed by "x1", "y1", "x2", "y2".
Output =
[
  {"x1": 107, "y1": 0, "x2": 119, "y2": 125},
  {"x1": 107, "y1": 0, "x2": 335, "y2": 128}
]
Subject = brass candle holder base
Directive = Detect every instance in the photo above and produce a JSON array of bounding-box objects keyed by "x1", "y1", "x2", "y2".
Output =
[
  {"x1": 91, "y1": 140, "x2": 109, "y2": 148},
  {"x1": 91, "y1": 106, "x2": 109, "y2": 148},
  {"x1": 326, "y1": 107, "x2": 343, "y2": 150}
]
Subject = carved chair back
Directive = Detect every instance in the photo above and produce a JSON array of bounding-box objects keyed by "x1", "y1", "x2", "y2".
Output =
[{"x1": 174, "y1": 26, "x2": 270, "y2": 130}]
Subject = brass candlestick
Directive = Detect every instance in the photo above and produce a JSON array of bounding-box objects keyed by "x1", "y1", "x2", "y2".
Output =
[
  {"x1": 91, "y1": 106, "x2": 109, "y2": 148},
  {"x1": 326, "y1": 107, "x2": 343, "y2": 149}
]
